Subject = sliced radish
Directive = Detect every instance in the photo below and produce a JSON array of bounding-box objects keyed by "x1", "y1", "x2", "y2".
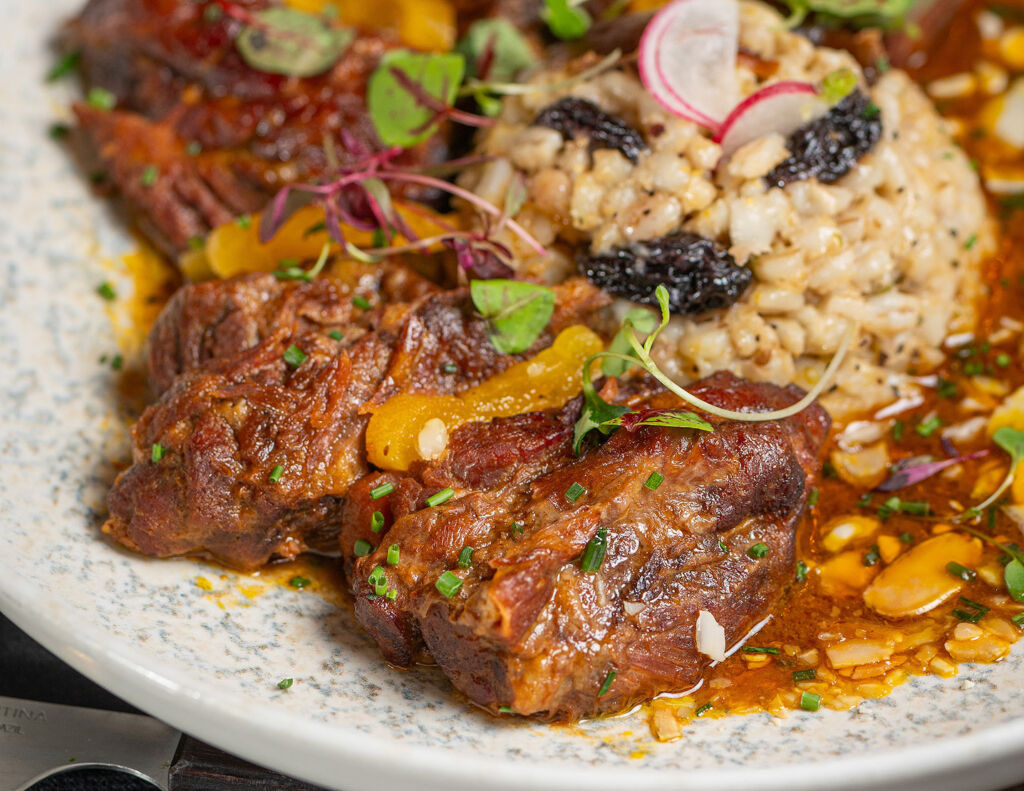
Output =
[
  {"x1": 714, "y1": 81, "x2": 827, "y2": 158},
  {"x1": 638, "y1": 0, "x2": 740, "y2": 131}
]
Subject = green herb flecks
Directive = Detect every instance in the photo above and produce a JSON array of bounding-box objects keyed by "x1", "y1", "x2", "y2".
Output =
[
  {"x1": 47, "y1": 51, "x2": 80, "y2": 82},
  {"x1": 597, "y1": 669, "x2": 616, "y2": 697},
  {"x1": 236, "y1": 7, "x2": 354, "y2": 78},
  {"x1": 470, "y1": 279, "x2": 555, "y2": 355},
  {"x1": 458, "y1": 546, "x2": 474, "y2": 569},
  {"x1": 436, "y1": 570, "x2": 463, "y2": 598},
  {"x1": 289, "y1": 576, "x2": 311, "y2": 589},
  {"x1": 580, "y1": 526, "x2": 608, "y2": 573},
  {"x1": 542, "y1": 0, "x2": 591, "y2": 40}
]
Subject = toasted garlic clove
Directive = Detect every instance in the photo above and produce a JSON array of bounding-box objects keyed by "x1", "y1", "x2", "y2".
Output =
[{"x1": 863, "y1": 533, "x2": 982, "y2": 618}]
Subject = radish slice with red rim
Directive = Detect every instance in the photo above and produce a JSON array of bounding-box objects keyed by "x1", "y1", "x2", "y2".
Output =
[
  {"x1": 638, "y1": 0, "x2": 740, "y2": 131},
  {"x1": 714, "y1": 81, "x2": 827, "y2": 158}
]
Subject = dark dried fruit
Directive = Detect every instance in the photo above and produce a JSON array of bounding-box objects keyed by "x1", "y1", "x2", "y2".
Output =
[
  {"x1": 534, "y1": 97, "x2": 646, "y2": 164},
  {"x1": 765, "y1": 89, "x2": 883, "y2": 189},
  {"x1": 579, "y1": 232, "x2": 752, "y2": 315}
]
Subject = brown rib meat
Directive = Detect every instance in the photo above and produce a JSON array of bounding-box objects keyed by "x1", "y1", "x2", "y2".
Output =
[
  {"x1": 348, "y1": 372, "x2": 830, "y2": 720},
  {"x1": 105, "y1": 276, "x2": 609, "y2": 570}
]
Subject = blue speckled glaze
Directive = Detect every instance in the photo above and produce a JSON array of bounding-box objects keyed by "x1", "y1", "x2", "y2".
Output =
[{"x1": 1, "y1": 3, "x2": 1024, "y2": 790}]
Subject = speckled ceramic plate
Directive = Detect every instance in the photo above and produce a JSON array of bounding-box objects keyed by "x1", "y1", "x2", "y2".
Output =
[{"x1": 2, "y1": 3, "x2": 1024, "y2": 790}]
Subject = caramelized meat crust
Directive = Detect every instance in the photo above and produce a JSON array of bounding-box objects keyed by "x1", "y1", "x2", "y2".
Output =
[
  {"x1": 105, "y1": 275, "x2": 609, "y2": 570},
  {"x1": 347, "y1": 373, "x2": 830, "y2": 720}
]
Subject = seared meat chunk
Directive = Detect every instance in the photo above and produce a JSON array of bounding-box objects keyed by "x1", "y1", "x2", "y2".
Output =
[
  {"x1": 106, "y1": 276, "x2": 608, "y2": 570},
  {"x1": 65, "y1": 0, "x2": 447, "y2": 254},
  {"x1": 349, "y1": 373, "x2": 830, "y2": 719}
]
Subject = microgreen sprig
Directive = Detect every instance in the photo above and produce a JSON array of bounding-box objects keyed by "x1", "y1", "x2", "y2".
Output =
[{"x1": 954, "y1": 427, "x2": 1024, "y2": 522}]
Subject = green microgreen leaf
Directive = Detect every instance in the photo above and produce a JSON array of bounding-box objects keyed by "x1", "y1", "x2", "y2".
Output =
[
  {"x1": 602, "y1": 307, "x2": 658, "y2": 377},
  {"x1": 368, "y1": 50, "x2": 465, "y2": 148},
  {"x1": 1005, "y1": 559, "x2": 1024, "y2": 603},
  {"x1": 236, "y1": 7, "x2": 354, "y2": 78},
  {"x1": 542, "y1": 0, "x2": 592, "y2": 40},
  {"x1": 782, "y1": 0, "x2": 914, "y2": 28},
  {"x1": 456, "y1": 18, "x2": 535, "y2": 82},
  {"x1": 601, "y1": 410, "x2": 713, "y2": 433},
  {"x1": 572, "y1": 361, "x2": 629, "y2": 454},
  {"x1": 469, "y1": 279, "x2": 555, "y2": 355}
]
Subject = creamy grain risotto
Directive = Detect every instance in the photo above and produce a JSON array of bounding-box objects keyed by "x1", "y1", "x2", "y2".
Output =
[{"x1": 459, "y1": 0, "x2": 996, "y2": 418}]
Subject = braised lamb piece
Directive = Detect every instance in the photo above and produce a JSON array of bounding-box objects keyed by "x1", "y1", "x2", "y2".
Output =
[
  {"x1": 64, "y1": 0, "x2": 448, "y2": 256},
  {"x1": 104, "y1": 273, "x2": 609, "y2": 570},
  {"x1": 347, "y1": 372, "x2": 830, "y2": 720}
]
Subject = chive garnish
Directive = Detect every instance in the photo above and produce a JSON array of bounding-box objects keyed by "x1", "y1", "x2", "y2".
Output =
[
  {"x1": 371, "y1": 511, "x2": 385, "y2": 533},
  {"x1": 47, "y1": 51, "x2": 80, "y2": 82},
  {"x1": 856, "y1": 493, "x2": 872, "y2": 508},
  {"x1": 792, "y1": 669, "x2": 816, "y2": 683},
  {"x1": 370, "y1": 482, "x2": 395, "y2": 500},
  {"x1": 269, "y1": 465, "x2": 284, "y2": 484},
  {"x1": 580, "y1": 526, "x2": 607, "y2": 573},
  {"x1": 597, "y1": 670, "x2": 616, "y2": 697},
  {"x1": 387, "y1": 544, "x2": 400, "y2": 566},
  {"x1": 996, "y1": 353, "x2": 1011, "y2": 368},
  {"x1": 96, "y1": 282, "x2": 116, "y2": 301},
  {"x1": 936, "y1": 379, "x2": 957, "y2": 399},
  {"x1": 385, "y1": 588, "x2": 398, "y2": 602},
  {"x1": 964, "y1": 234, "x2": 978, "y2": 250},
  {"x1": 426, "y1": 487, "x2": 454, "y2": 507},
  {"x1": 800, "y1": 691, "x2": 822, "y2": 712},
  {"x1": 49, "y1": 123, "x2": 71, "y2": 140},
  {"x1": 808, "y1": 487, "x2": 820, "y2": 509},
  {"x1": 565, "y1": 482, "x2": 587, "y2": 502},
  {"x1": 236, "y1": 214, "x2": 252, "y2": 229},
  {"x1": 185, "y1": 141, "x2": 202, "y2": 157},
  {"x1": 328, "y1": 330, "x2": 344, "y2": 341},
  {"x1": 747, "y1": 543, "x2": 769, "y2": 559},
  {"x1": 86, "y1": 87, "x2": 116, "y2": 110},
  {"x1": 796, "y1": 560, "x2": 809, "y2": 582},
  {"x1": 863, "y1": 546, "x2": 881, "y2": 567},
  {"x1": 900, "y1": 500, "x2": 931, "y2": 516},
  {"x1": 718, "y1": 540, "x2": 729, "y2": 554},
  {"x1": 442, "y1": 363, "x2": 459, "y2": 374},
  {"x1": 436, "y1": 571, "x2": 463, "y2": 598},
  {"x1": 458, "y1": 546, "x2": 474, "y2": 569},
  {"x1": 511, "y1": 522, "x2": 525, "y2": 535},
  {"x1": 277, "y1": 678, "x2": 294, "y2": 690},
  {"x1": 695, "y1": 702, "x2": 712, "y2": 717},
  {"x1": 151, "y1": 443, "x2": 164, "y2": 463},
  {"x1": 368, "y1": 566, "x2": 388, "y2": 596},
  {"x1": 353, "y1": 539, "x2": 373, "y2": 557},
  {"x1": 352, "y1": 295, "x2": 372, "y2": 310},
  {"x1": 899, "y1": 531, "x2": 915, "y2": 544},
  {"x1": 945, "y1": 561, "x2": 976, "y2": 582},
  {"x1": 141, "y1": 165, "x2": 159, "y2": 187},
  {"x1": 916, "y1": 416, "x2": 942, "y2": 437},
  {"x1": 187, "y1": 235, "x2": 204, "y2": 251},
  {"x1": 304, "y1": 221, "x2": 327, "y2": 237},
  {"x1": 644, "y1": 472, "x2": 665, "y2": 491},
  {"x1": 1012, "y1": 613, "x2": 1024, "y2": 630},
  {"x1": 892, "y1": 419, "x2": 905, "y2": 441},
  {"x1": 741, "y1": 646, "x2": 779, "y2": 655},
  {"x1": 289, "y1": 576, "x2": 311, "y2": 589},
  {"x1": 498, "y1": 706, "x2": 515, "y2": 714},
  {"x1": 283, "y1": 344, "x2": 307, "y2": 368},
  {"x1": 110, "y1": 354, "x2": 124, "y2": 371}
]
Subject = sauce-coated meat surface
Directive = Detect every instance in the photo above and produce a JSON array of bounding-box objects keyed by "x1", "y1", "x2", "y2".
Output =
[
  {"x1": 104, "y1": 273, "x2": 609, "y2": 570},
  {"x1": 347, "y1": 372, "x2": 830, "y2": 720}
]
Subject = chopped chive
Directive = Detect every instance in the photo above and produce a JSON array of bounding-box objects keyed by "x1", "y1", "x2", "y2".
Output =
[
  {"x1": 856, "y1": 493, "x2": 872, "y2": 508},
  {"x1": 644, "y1": 472, "x2": 665, "y2": 491},
  {"x1": 861, "y1": 101, "x2": 880, "y2": 119},
  {"x1": 370, "y1": 482, "x2": 395, "y2": 500},
  {"x1": 963, "y1": 360, "x2": 984, "y2": 377},
  {"x1": 916, "y1": 417, "x2": 942, "y2": 437},
  {"x1": 328, "y1": 330, "x2": 344, "y2": 341},
  {"x1": 236, "y1": 214, "x2": 252, "y2": 229},
  {"x1": 187, "y1": 235, "x2": 205, "y2": 251},
  {"x1": 442, "y1": 363, "x2": 459, "y2": 374},
  {"x1": 892, "y1": 419, "x2": 905, "y2": 441},
  {"x1": 109, "y1": 354, "x2": 124, "y2": 371},
  {"x1": 936, "y1": 379, "x2": 958, "y2": 399},
  {"x1": 822, "y1": 461, "x2": 838, "y2": 479},
  {"x1": 580, "y1": 526, "x2": 608, "y2": 573},
  {"x1": 901, "y1": 500, "x2": 931, "y2": 516},
  {"x1": 964, "y1": 234, "x2": 978, "y2": 250},
  {"x1": 269, "y1": 465, "x2": 284, "y2": 484},
  {"x1": 289, "y1": 576, "x2": 311, "y2": 589},
  {"x1": 87, "y1": 86, "x2": 116, "y2": 110},
  {"x1": 371, "y1": 228, "x2": 388, "y2": 248},
  {"x1": 945, "y1": 561, "x2": 976, "y2": 582},
  {"x1": 369, "y1": 566, "x2": 388, "y2": 596},
  {"x1": 185, "y1": 141, "x2": 202, "y2": 157},
  {"x1": 354, "y1": 539, "x2": 373, "y2": 557},
  {"x1": 436, "y1": 570, "x2": 463, "y2": 598},
  {"x1": 796, "y1": 560, "x2": 809, "y2": 582},
  {"x1": 741, "y1": 646, "x2": 779, "y2": 655},
  {"x1": 96, "y1": 281, "x2": 116, "y2": 301},
  {"x1": 304, "y1": 221, "x2": 327, "y2": 237},
  {"x1": 958, "y1": 596, "x2": 989, "y2": 615},
  {"x1": 511, "y1": 522, "x2": 525, "y2": 535},
  {"x1": 899, "y1": 531, "x2": 915, "y2": 544},
  {"x1": 792, "y1": 669, "x2": 816, "y2": 683},
  {"x1": 47, "y1": 51, "x2": 81, "y2": 82},
  {"x1": 747, "y1": 543, "x2": 769, "y2": 559},
  {"x1": 385, "y1": 588, "x2": 398, "y2": 602},
  {"x1": 371, "y1": 511, "x2": 385, "y2": 533},
  {"x1": 1012, "y1": 613, "x2": 1024, "y2": 630},
  {"x1": 386, "y1": 544, "x2": 400, "y2": 566},
  {"x1": 597, "y1": 670, "x2": 616, "y2": 697},
  {"x1": 565, "y1": 482, "x2": 587, "y2": 502},
  {"x1": 863, "y1": 545, "x2": 881, "y2": 567},
  {"x1": 426, "y1": 487, "x2": 454, "y2": 507},
  {"x1": 695, "y1": 702, "x2": 712, "y2": 717},
  {"x1": 498, "y1": 706, "x2": 515, "y2": 714},
  {"x1": 800, "y1": 691, "x2": 822, "y2": 712},
  {"x1": 352, "y1": 295, "x2": 372, "y2": 310},
  {"x1": 49, "y1": 123, "x2": 71, "y2": 140},
  {"x1": 141, "y1": 165, "x2": 158, "y2": 187},
  {"x1": 808, "y1": 487, "x2": 820, "y2": 509},
  {"x1": 458, "y1": 546, "x2": 474, "y2": 569},
  {"x1": 952, "y1": 608, "x2": 982, "y2": 623},
  {"x1": 277, "y1": 678, "x2": 293, "y2": 690},
  {"x1": 718, "y1": 540, "x2": 729, "y2": 554},
  {"x1": 283, "y1": 344, "x2": 307, "y2": 368},
  {"x1": 996, "y1": 353, "x2": 1011, "y2": 368},
  {"x1": 151, "y1": 443, "x2": 164, "y2": 463}
]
